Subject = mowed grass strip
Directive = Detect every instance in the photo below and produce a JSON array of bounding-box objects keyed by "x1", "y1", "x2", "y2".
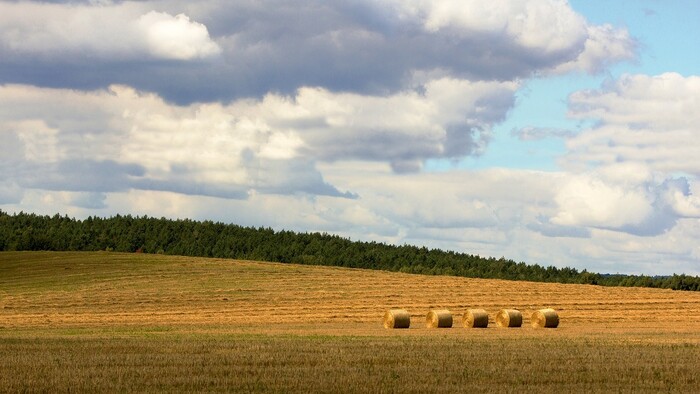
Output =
[{"x1": 1, "y1": 335, "x2": 698, "y2": 393}]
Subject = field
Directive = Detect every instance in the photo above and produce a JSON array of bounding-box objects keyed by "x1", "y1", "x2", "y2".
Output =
[{"x1": 1, "y1": 251, "x2": 700, "y2": 392}]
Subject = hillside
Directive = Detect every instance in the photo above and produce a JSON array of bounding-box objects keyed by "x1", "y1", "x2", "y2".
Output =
[
  {"x1": 2, "y1": 210, "x2": 699, "y2": 291},
  {"x1": 2, "y1": 251, "x2": 700, "y2": 333}
]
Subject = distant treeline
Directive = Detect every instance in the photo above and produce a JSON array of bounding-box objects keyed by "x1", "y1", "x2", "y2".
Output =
[{"x1": 1, "y1": 210, "x2": 699, "y2": 291}]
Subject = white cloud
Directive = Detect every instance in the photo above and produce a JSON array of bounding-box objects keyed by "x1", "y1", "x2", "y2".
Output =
[
  {"x1": 115, "y1": 77, "x2": 518, "y2": 180},
  {"x1": 659, "y1": 178, "x2": 700, "y2": 219},
  {"x1": 0, "y1": 2, "x2": 220, "y2": 60},
  {"x1": 551, "y1": 174, "x2": 653, "y2": 229},
  {"x1": 541, "y1": 73, "x2": 700, "y2": 240},
  {"x1": 138, "y1": 11, "x2": 221, "y2": 60},
  {"x1": 549, "y1": 24, "x2": 636, "y2": 74},
  {"x1": 13, "y1": 120, "x2": 64, "y2": 163},
  {"x1": 320, "y1": 162, "x2": 562, "y2": 232},
  {"x1": 565, "y1": 73, "x2": 700, "y2": 175},
  {"x1": 0, "y1": 77, "x2": 516, "y2": 200},
  {"x1": 387, "y1": 0, "x2": 634, "y2": 76},
  {"x1": 411, "y1": 0, "x2": 588, "y2": 54},
  {"x1": 0, "y1": 83, "x2": 332, "y2": 198},
  {"x1": 284, "y1": 78, "x2": 519, "y2": 168},
  {"x1": 0, "y1": 0, "x2": 637, "y2": 107}
]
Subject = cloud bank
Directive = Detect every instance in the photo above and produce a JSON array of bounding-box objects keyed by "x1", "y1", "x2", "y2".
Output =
[{"x1": 0, "y1": 0, "x2": 634, "y2": 103}]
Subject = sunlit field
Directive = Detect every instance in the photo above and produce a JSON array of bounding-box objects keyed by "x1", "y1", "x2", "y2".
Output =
[{"x1": 2, "y1": 252, "x2": 699, "y2": 392}]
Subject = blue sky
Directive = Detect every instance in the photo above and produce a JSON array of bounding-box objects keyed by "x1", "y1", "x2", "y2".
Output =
[{"x1": 1, "y1": 1, "x2": 699, "y2": 275}]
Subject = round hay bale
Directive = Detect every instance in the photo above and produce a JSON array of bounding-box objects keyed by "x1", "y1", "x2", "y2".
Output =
[
  {"x1": 426, "y1": 309, "x2": 453, "y2": 328},
  {"x1": 383, "y1": 309, "x2": 411, "y2": 329},
  {"x1": 462, "y1": 309, "x2": 489, "y2": 328},
  {"x1": 495, "y1": 309, "x2": 522, "y2": 328},
  {"x1": 531, "y1": 308, "x2": 559, "y2": 328}
]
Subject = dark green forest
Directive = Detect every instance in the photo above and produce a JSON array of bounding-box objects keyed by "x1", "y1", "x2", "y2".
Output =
[{"x1": 1, "y1": 210, "x2": 699, "y2": 291}]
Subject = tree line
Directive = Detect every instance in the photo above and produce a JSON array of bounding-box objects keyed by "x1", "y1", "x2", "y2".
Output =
[{"x1": 1, "y1": 210, "x2": 699, "y2": 291}]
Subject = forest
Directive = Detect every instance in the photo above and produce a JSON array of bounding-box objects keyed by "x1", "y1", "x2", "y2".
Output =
[{"x1": 1, "y1": 210, "x2": 699, "y2": 291}]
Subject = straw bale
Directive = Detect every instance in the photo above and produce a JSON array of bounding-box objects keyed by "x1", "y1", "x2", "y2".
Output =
[
  {"x1": 426, "y1": 309, "x2": 453, "y2": 328},
  {"x1": 383, "y1": 309, "x2": 411, "y2": 329},
  {"x1": 495, "y1": 309, "x2": 522, "y2": 328},
  {"x1": 462, "y1": 309, "x2": 489, "y2": 328},
  {"x1": 531, "y1": 308, "x2": 559, "y2": 328}
]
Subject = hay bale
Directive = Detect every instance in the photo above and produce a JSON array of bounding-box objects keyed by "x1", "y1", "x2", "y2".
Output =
[
  {"x1": 426, "y1": 309, "x2": 453, "y2": 328},
  {"x1": 495, "y1": 309, "x2": 522, "y2": 328},
  {"x1": 531, "y1": 308, "x2": 559, "y2": 328},
  {"x1": 383, "y1": 309, "x2": 411, "y2": 329},
  {"x1": 462, "y1": 309, "x2": 489, "y2": 328}
]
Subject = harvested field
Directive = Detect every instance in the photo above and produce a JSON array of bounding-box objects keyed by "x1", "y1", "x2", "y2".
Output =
[
  {"x1": 1, "y1": 251, "x2": 700, "y2": 392},
  {"x1": 3, "y1": 252, "x2": 699, "y2": 333}
]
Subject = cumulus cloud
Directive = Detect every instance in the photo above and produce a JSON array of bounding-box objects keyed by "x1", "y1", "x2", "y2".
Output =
[
  {"x1": 0, "y1": 84, "x2": 349, "y2": 200},
  {"x1": 321, "y1": 162, "x2": 562, "y2": 233},
  {"x1": 548, "y1": 24, "x2": 636, "y2": 74},
  {"x1": 0, "y1": 0, "x2": 635, "y2": 103},
  {"x1": 539, "y1": 162, "x2": 700, "y2": 238},
  {"x1": 541, "y1": 74, "x2": 700, "y2": 238},
  {"x1": 565, "y1": 73, "x2": 700, "y2": 175},
  {"x1": 551, "y1": 174, "x2": 654, "y2": 229},
  {"x1": 408, "y1": 0, "x2": 588, "y2": 54},
  {"x1": 0, "y1": 79, "x2": 516, "y2": 200},
  {"x1": 272, "y1": 78, "x2": 518, "y2": 170},
  {"x1": 138, "y1": 11, "x2": 221, "y2": 60},
  {"x1": 0, "y1": 2, "x2": 220, "y2": 61},
  {"x1": 103, "y1": 77, "x2": 517, "y2": 180}
]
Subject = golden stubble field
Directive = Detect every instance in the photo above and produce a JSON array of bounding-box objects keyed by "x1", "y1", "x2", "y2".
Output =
[
  {"x1": 2, "y1": 251, "x2": 699, "y2": 338},
  {"x1": 1, "y1": 251, "x2": 700, "y2": 392}
]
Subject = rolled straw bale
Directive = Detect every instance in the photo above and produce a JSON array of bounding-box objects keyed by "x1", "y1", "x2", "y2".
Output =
[
  {"x1": 462, "y1": 309, "x2": 489, "y2": 328},
  {"x1": 495, "y1": 309, "x2": 522, "y2": 328},
  {"x1": 426, "y1": 309, "x2": 453, "y2": 328},
  {"x1": 531, "y1": 308, "x2": 559, "y2": 328},
  {"x1": 383, "y1": 309, "x2": 411, "y2": 329}
]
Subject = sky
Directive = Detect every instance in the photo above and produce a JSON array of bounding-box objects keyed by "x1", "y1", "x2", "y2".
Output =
[{"x1": 1, "y1": 0, "x2": 699, "y2": 275}]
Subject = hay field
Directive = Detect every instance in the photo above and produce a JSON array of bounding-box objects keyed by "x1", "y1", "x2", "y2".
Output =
[{"x1": 1, "y1": 251, "x2": 700, "y2": 392}]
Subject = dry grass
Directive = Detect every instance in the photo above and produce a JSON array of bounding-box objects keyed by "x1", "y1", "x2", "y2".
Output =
[
  {"x1": 3, "y1": 251, "x2": 700, "y2": 333},
  {"x1": 2, "y1": 251, "x2": 700, "y2": 333},
  {"x1": 1, "y1": 334, "x2": 699, "y2": 393},
  {"x1": 1, "y1": 251, "x2": 700, "y2": 392}
]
